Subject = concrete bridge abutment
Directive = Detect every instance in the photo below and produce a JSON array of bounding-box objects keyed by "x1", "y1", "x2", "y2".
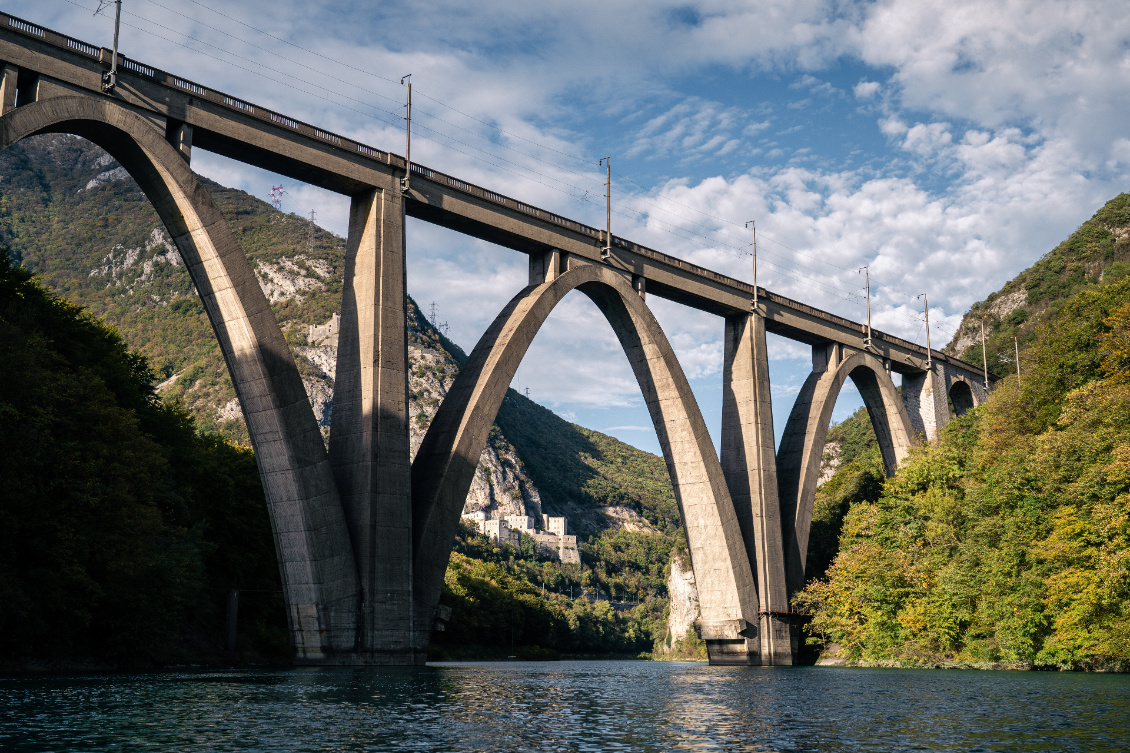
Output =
[{"x1": 902, "y1": 364, "x2": 949, "y2": 441}]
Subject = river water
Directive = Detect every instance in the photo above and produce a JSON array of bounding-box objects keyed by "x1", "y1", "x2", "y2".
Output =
[{"x1": 2, "y1": 661, "x2": 1128, "y2": 752}]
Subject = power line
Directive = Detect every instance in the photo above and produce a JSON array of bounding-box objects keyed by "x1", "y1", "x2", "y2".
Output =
[
  {"x1": 66, "y1": 0, "x2": 942, "y2": 333},
  {"x1": 160, "y1": 0, "x2": 914, "y2": 297}
]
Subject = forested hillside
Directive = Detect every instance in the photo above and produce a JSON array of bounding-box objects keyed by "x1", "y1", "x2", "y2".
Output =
[
  {"x1": 946, "y1": 193, "x2": 1130, "y2": 377},
  {"x1": 799, "y1": 267, "x2": 1130, "y2": 669},
  {"x1": 0, "y1": 253, "x2": 289, "y2": 667}
]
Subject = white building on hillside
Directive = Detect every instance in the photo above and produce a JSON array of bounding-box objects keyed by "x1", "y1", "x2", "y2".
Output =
[{"x1": 460, "y1": 510, "x2": 578, "y2": 563}]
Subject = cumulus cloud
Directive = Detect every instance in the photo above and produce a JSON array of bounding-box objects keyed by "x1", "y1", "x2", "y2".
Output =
[
  {"x1": 853, "y1": 80, "x2": 881, "y2": 99},
  {"x1": 11, "y1": 0, "x2": 1129, "y2": 445}
]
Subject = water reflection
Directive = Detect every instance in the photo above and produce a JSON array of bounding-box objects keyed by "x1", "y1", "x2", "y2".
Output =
[{"x1": 1, "y1": 662, "x2": 1128, "y2": 752}]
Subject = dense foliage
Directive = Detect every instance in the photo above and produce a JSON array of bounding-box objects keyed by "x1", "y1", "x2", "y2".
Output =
[
  {"x1": 0, "y1": 253, "x2": 288, "y2": 666},
  {"x1": 803, "y1": 406, "x2": 885, "y2": 583},
  {"x1": 798, "y1": 276, "x2": 1130, "y2": 669},
  {"x1": 427, "y1": 523, "x2": 670, "y2": 658}
]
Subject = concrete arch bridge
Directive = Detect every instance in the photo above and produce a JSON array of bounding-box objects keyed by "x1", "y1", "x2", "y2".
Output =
[{"x1": 0, "y1": 14, "x2": 992, "y2": 665}]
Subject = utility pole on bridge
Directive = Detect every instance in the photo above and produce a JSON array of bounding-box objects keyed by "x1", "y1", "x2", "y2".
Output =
[
  {"x1": 97, "y1": 0, "x2": 122, "y2": 92},
  {"x1": 860, "y1": 265, "x2": 872, "y2": 347},
  {"x1": 746, "y1": 220, "x2": 758, "y2": 311},
  {"x1": 917, "y1": 293, "x2": 932, "y2": 368},
  {"x1": 600, "y1": 157, "x2": 611, "y2": 260},
  {"x1": 401, "y1": 74, "x2": 412, "y2": 193},
  {"x1": 981, "y1": 319, "x2": 989, "y2": 390}
]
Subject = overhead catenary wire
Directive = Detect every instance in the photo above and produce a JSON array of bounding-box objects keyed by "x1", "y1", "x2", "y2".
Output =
[
  {"x1": 155, "y1": 0, "x2": 922, "y2": 302},
  {"x1": 73, "y1": 0, "x2": 946, "y2": 339}
]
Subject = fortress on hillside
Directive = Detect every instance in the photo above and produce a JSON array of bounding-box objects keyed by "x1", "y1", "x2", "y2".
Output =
[{"x1": 461, "y1": 510, "x2": 580, "y2": 564}]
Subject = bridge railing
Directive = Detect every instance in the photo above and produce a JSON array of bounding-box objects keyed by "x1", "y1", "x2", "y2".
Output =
[{"x1": 0, "y1": 11, "x2": 969, "y2": 374}]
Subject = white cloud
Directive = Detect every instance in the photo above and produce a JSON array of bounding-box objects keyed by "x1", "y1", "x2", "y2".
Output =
[
  {"x1": 854, "y1": 80, "x2": 881, "y2": 99},
  {"x1": 9, "y1": 0, "x2": 1129, "y2": 447}
]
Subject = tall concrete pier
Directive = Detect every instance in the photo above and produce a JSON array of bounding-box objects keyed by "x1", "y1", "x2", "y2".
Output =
[{"x1": 0, "y1": 13, "x2": 993, "y2": 666}]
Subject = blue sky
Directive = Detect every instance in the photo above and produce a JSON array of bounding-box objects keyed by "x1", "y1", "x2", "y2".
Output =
[{"x1": 13, "y1": 0, "x2": 1130, "y2": 454}]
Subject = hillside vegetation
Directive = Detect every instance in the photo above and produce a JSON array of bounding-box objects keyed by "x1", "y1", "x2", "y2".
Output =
[
  {"x1": 798, "y1": 274, "x2": 1130, "y2": 669},
  {"x1": 947, "y1": 193, "x2": 1130, "y2": 377},
  {"x1": 0, "y1": 253, "x2": 289, "y2": 666}
]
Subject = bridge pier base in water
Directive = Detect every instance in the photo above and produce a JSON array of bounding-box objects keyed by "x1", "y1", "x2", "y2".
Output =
[
  {"x1": 328, "y1": 183, "x2": 420, "y2": 664},
  {"x1": 718, "y1": 312, "x2": 794, "y2": 666}
]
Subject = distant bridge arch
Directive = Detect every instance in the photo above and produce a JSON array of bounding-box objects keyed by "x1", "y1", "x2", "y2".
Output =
[
  {"x1": 0, "y1": 96, "x2": 361, "y2": 660},
  {"x1": 775, "y1": 347, "x2": 917, "y2": 595},
  {"x1": 947, "y1": 375, "x2": 981, "y2": 417},
  {"x1": 410, "y1": 261, "x2": 772, "y2": 663}
]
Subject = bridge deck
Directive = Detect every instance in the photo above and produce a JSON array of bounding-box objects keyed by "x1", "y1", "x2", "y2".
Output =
[{"x1": 0, "y1": 12, "x2": 987, "y2": 380}]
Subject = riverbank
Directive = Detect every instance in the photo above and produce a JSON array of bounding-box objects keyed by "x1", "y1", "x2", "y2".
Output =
[{"x1": 814, "y1": 643, "x2": 1130, "y2": 672}]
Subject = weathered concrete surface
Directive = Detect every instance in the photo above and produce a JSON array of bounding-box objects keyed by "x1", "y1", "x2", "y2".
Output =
[
  {"x1": 944, "y1": 369, "x2": 988, "y2": 418},
  {"x1": 776, "y1": 345, "x2": 916, "y2": 597},
  {"x1": 411, "y1": 263, "x2": 762, "y2": 664},
  {"x1": 0, "y1": 97, "x2": 361, "y2": 662},
  {"x1": 720, "y1": 313, "x2": 792, "y2": 665},
  {"x1": 905, "y1": 362, "x2": 991, "y2": 440},
  {"x1": 902, "y1": 363, "x2": 950, "y2": 441},
  {"x1": 329, "y1": 187, "x2": 417, "y2": 663},
  {"x1": 0, "y1": 63, "x2": 17, "y2": 115}
]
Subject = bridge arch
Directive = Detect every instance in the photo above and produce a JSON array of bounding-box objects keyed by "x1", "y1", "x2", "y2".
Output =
[
  {"x1": 411, "y1": 262, "x2": 762, "y2": 662},
  {"x1": 775, "y1": 348, "x2": 916, "y2": 595},
  {"x1": 948, "y1": 378, "x2": 977, "y2": 417},
  {"x1": 0, "y1": 97, "x2": 359, "y2": 659}
]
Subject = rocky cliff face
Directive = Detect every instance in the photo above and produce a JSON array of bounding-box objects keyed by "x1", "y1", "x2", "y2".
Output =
[
  {"x1": 296, "y1": 307, "x2": 544, "y2": 522},
  {"x1": 656, "y1": 550, "x2": 702, "y2": 657}
]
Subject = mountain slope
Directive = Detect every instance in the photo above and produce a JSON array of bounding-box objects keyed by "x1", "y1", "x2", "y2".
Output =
[
  {"x1": 0, "y1": 134, "x2": 682, "y2": 607},
  {"x1": 945, "y1": 193, "x2": 1130, "y2": 374},
  {"x1": 800, "y1": 195, "x2": 1130, "y2": 669}
]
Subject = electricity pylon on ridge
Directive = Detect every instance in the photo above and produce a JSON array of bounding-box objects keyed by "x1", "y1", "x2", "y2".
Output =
[
  {"x1": 307, "y1": 209, "x2": 316, "y2": 254},
  {"x1": 269, "y1": 185, "x2": 286, "y2": 210}
]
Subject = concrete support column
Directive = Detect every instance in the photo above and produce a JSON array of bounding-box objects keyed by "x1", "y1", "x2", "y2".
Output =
[
  {"x1": 165, "y1": 119, "x2": 192, "y2": 163},
  {"x1": 528, "y1": 248, "x2": 562, "y2": 286},
  {"x1": 632, "y1": 274, "x2": 646, "y2": 300},
  {"x1": 902, "y1": 363, "x2": 949, "y2": 441},
  {"x1": 720, "y1": 312, "x2": 793, "y2": 665},
  {"x1": 329, "y1": 185, "x2": 416, "y2": 662},
  {"x1": 0, "y1": 64, "x2": 17, "y2": 115}
]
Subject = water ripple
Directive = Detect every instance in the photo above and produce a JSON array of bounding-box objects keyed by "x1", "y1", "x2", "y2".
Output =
[{"x1": 1, "y1": 662, "x2": 1128, "y2": 752}]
